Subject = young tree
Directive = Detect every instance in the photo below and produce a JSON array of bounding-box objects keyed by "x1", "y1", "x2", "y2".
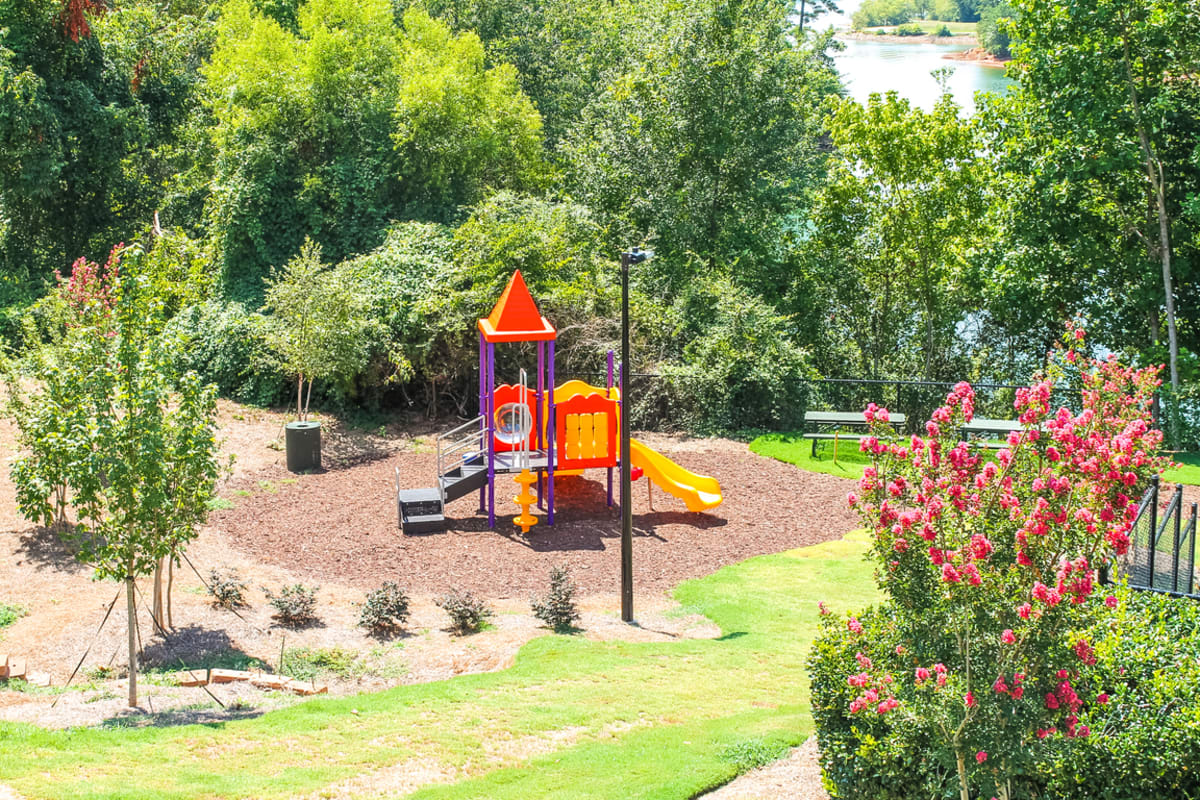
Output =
[
  {"x1": 1006, "y1": 0, "x2": 1200, "y2": 444},
  {"x1": 9, "y1": 248, "x2": 220, "y2": 707},
  {"x1": 809, "y1": 91, "x2": 986, "y2": 380},
  {"x1": 262, "y1": 239, "x2": 376, "y2": 422}
]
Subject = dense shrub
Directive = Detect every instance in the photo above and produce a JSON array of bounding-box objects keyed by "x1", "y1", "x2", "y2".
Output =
[
  {"x1": 264, "y1": 584, "x2": 320, "y2": 626},
  {"x1": 164, "y1": 300, "x2": 289, "y2": 407},
  {"x1": 359, "y1": 581, "x2": 411, "y2": 633},
  {"x1": 932, "y1": 23, "x2": 952, "y2": 36},
  {"x1": 436, "y1": 589, "x2": 493, "y2": 635},
  {"x1": 531, "y1": 565, "x2": 580, "y2": 632},
  {"x1": 895, "y1": 22, "x2": 925, "y2": 35},
  {"x1": 208, "y1": 567, "x2": 248, "y2": 609},
  {"x1": 810, "y1": 330, "x2": 1169, "y2": 799},
  {"x1": 644, "y1": 279, "x2": 816, "y2": 434},
  {"x1": 1035, "y1": 589, "x2": 1200, "y2": 800}
]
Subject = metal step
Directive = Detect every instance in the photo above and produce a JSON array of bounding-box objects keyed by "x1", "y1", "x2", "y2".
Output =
[
  {"x1": 398, "y1": 487, "x2": 445, "y2": 535},
  {"x1": 401, "y1": 513, "x2": 446, "y2": 535},
  {"x1": 440, "y1": 464, "x2": 488, "y2": 502}
]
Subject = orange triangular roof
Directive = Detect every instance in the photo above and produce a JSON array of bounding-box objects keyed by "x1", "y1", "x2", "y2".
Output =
[{"x1": 478, "y1": 270, "x2": 556, "y2": 342}]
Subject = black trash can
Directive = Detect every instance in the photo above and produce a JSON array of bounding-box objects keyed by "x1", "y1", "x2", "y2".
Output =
[{"x1": 285, "y1": 421, "x2": 321, "y2": 473}]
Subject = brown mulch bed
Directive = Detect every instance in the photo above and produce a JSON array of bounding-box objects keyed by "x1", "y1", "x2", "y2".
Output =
[{"x1": 215, "y1": 433, "x2": 859, "y2": 596}]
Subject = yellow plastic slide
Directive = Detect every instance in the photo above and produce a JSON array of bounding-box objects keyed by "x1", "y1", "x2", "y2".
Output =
[{"x1": 630, "y1": 438, "x2": 723, "y2": 512}]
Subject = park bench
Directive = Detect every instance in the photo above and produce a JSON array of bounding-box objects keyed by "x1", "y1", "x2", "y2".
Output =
[
  {"x1": 957, "y1": 418, "x2": 1027, "y2": 448},
  {"x1": 802, "y1": 410, "x2": 907, "y2": 459}
]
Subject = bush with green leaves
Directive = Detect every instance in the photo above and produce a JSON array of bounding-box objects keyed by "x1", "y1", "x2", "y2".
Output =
[
  {"x1": 164, "y1": 300, "x2": 289, "y2": 407},
  {"x1": 359, "y1": 581, "x2": 411, "y2": 633},
  {"x1": 531, "y1": 565, "x2": 580, "y2": 632},
  {"x1": 895, "y1": 22, "x2": 925, "y2": 35},
  {"x1": 645, "y1": 278, "x2": 816, "y2": 434},
  {"x1": 436, "y1": 590, "x2": 493, "y2": 635},
  {"x1": 1033, "y1": 588, "x2": 1200, "y2": 800},
  {"x1": 264, "y1": 584, "x2": 320, "y2": 626},
  {"x1": 207, "y1": 568, "x2": 248, "y2": 610}
]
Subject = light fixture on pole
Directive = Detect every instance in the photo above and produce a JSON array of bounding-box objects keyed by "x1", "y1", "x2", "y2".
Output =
[{"x1": 619, "y1": 246, "x2": 652, "y2": 623}]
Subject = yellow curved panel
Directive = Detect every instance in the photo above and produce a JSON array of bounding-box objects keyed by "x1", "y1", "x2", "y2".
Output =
[{"x1": 629, "y1": 439, "x2": 723, "y2": 512}]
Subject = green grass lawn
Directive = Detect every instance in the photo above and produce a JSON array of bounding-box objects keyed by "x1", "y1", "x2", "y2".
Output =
[
  {"x1": 749, "y1": 432, "x2": 871, "y2": 480},
  {"x1": 1163, "y1": 452, "x2": 1200, "y2": 486},
  {"x1": 0, "y1": 533, "x2": 878, "y2": 800}
]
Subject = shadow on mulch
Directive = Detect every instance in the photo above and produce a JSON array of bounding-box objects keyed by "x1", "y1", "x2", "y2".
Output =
[
  {"x1": 140, "y1": 625, "x2": 264, "y2": 672},
  {"x1": 13, "y1": 525, "x2": 89, "y2": 574}
]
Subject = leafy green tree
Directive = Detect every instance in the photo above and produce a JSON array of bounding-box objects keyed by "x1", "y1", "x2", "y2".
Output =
[
  {"x1": 808, "y1": 92, "x2": 986, "y2": 380},
  {"x1": 262, "y1": 239, "x2": 376, "y2": 421},
  {"x1": 392, "y1": 8, "x2": 545, "y2": 219},
  {"x1": 564, "y1": 0, "x2": 839, "y2": 297},
  {"x1": 1006, "y1": 0, "x2": 1200, "y2": 443},
  {"x1": 205, "y1": 0, "x2": 545, "y2": 298},
  {"x1": 0, "y1": 0, "x2": 212, "y2": 298},
  {"x1": 9, "y1": 248, "x2": 220, "y2": 707}
]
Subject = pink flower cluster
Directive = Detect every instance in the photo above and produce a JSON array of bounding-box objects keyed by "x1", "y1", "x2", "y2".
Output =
[{"x1": 54, "y1": 244, "x2": 122, "y2": 333}]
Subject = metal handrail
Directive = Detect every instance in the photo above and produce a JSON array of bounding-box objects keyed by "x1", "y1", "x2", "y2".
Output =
[{"x1": 436, "y1": 414, "x2": 485, "y2": 480}]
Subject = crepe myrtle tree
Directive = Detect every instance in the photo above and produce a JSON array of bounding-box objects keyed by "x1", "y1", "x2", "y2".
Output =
[
  {"x1": 262, "y1": 239, "x2": 376, "y2": 422},
  {"x1": 815, "y1": 325, "x2": 1169, "y2": 800},
  {"x1": 9, "y1": 249, "x2": 220, "y2": 707}
]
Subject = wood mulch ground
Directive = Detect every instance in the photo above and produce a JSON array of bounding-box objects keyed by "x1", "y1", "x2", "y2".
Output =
[
  {"x1": 0, "y1": 404, "x2": 859, "y2": 742},
  {"x1": 215, "y1": 430, "x2": 859, "y2": 597}
]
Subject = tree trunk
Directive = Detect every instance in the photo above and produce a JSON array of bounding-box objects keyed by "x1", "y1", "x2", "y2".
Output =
[
  {"x1": 955, "y1": 748, "x2": 970, "y2": 800},
  {"x1": 1121, "y1": 28, "x2": 1180, "y2": 444},
  {"x1": 798, "y1": 0, "x2": 807, "y2": 32},
  {"x1": 166, "y1": 558, "x2": 174, "y2": 630},
  {"x1": 304, "y1": 378, "x2": 314, "y2": 423},
  {"x1": 297, "y1": 375, "x2": 304, "y2": 422},
  {"x1": 152, "y1": 559, "x2": 164, "y2": 631},
  {"x1": 126, "y1": 575, "x2": 138, "y2": 708}
]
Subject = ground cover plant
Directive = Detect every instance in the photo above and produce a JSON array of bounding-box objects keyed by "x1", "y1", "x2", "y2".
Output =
[
  {"x1": 0, "y1": 533, "x2": 878, "y2": 799},
  {"x1": 264, "y1": 584, "x2": 320, "y2": 626},
  {"x1": 810, "y1": 330, "x2": 1174, "y2": 799},
  {"x1": 358, "y1": 581, "x2": 411, "y2": 634},
  {"x1": 531, "y1": 565, "x2": 581, "y2": 632}
]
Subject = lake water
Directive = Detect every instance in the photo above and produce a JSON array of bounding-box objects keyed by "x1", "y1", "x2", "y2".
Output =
[{"x1": 832, "y1": 39, "x2": 1015, "y2": 115}]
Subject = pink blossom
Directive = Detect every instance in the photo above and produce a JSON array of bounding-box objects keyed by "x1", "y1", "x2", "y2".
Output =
[
  {"x1": 965, "y1": 691, "x2": 976, "y2": 708},
  {"x1": 1097, "y1": 693, "x2": 1109, "y2": 705},
  {"x1": 976, "y1": 751, "x2": 987, "y2": 764},
  {"x1": 1104, "y1": 595, "x2": 1118, "y2": 608},
  {"x1": 915, "y1": 667, "x2": 931, "y2": 683},
  {"x1": 856, "y1": 652, "x2": 873, "y2": 670},
  {"x1": 847, "y1": 617, "x2": 863, "y2": 634},
  {"x1": 942, "y1": 564, "x2": 961, "y2": 584},
  {"x1": 1001, "y1": 629, "x2": 1016, "y2": 644}
]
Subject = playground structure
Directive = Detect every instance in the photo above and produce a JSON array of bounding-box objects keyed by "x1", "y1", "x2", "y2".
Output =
[{"x1": 396, "y1": 270, "x2": 723, "y2": 534}]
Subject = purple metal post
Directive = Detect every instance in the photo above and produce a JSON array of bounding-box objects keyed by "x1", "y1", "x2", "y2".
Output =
[
  {"x1": 536, "y1": 342, "x2": 545, "y2": 510},
  {"x1": 547, "y1": 339, "x2": 555, "y2": 525},
  {"x1": 478, "y1": 331, "x2": 486, "y2": 512},
  {"x1": 487, "y1": 341, "x2": 496, "y2": 528},
  {"x1": 606, "y1": 350, "x2": 614, "y2": 506}
]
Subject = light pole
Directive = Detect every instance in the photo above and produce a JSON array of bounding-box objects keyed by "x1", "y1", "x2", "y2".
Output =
[{"x1": 620, "y1": 246, "x2": 652, "y2": 623}]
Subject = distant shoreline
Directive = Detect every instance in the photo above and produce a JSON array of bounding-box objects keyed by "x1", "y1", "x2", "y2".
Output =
[
  {"x1": 834, "y1": 30, "x2": 979, "y2": 46},
  {"x1": 833, "y1": 32, "x2": 1012, "y2": 69}
]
